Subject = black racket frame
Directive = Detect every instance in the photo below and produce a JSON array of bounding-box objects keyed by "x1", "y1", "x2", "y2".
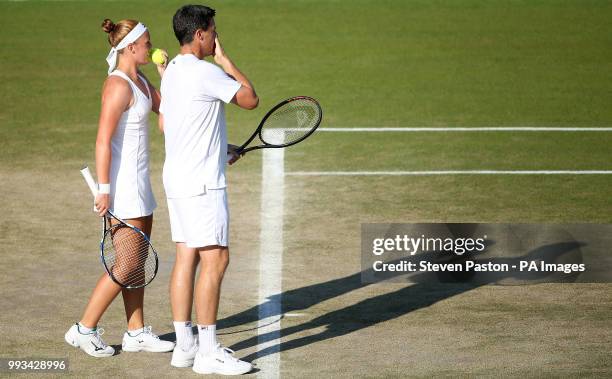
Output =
[
  {"x1": 100, "y1": 210, "x2": 159, "y2": 289},
  {"x1": 235, "y1": 96, "x2": 323, "y2": 155}
]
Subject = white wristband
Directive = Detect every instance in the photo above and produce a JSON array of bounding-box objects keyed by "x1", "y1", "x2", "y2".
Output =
[{"x1": 98, "y1": 183, "x2": 110, "y2": 194}]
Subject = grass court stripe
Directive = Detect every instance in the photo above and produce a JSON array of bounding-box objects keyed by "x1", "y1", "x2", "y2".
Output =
[
  {"x1": 315, "y1": 127, "x2": 612, "y2": 132},
  {"x1": 286, "y1": 170, "x2": 612, "y2": 176}
]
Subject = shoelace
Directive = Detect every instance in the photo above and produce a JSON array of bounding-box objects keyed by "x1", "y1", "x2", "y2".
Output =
[
  {"x1": 215, "y1": 343, "x2": 240, "y2": 362},
  {"x1": 142, "y1": 325, "x2": 160, "y2": 340},
  {"x1": 92, "y1": 328, "x2": 108, "y2": 348}
]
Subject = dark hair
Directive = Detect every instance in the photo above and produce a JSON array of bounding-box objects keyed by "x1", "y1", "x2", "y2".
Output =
[{"x1": 172, "y1": 5, "x2": 216, "y2": 45}]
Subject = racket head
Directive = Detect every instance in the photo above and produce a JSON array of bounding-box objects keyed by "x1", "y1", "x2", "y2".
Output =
[
  {"x1": 100, "y1": 215, "x2": 158, "y2": 289},
  {"x1": 255, "y1": 96, "x2": 322, "y2": 149}
]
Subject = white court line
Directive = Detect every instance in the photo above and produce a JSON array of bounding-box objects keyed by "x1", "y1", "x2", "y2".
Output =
[
  {"x1": 292, "y1": 127, "x2": 612, "y2": 176},
  {"x1": 286, "y1": 170, "x2": 612, "y2": 176},
  {"x1": 315, "y1": 127, "x2": 612, "y2": 132},
  {"x1": 257, "y1": 131, "x2": 284, "y2": 379}
]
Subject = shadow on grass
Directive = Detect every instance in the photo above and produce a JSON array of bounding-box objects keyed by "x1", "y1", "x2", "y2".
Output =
[
  {"x1": 223, "y1": 238, "x2": 584, "y2": 362},
  {"x1": 155, "y1": 225, "x2": 584, "y2": 364}
]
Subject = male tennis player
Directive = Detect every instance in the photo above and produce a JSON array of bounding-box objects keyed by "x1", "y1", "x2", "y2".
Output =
[{"x1": 159, "y1": 5, "x2": 258, "y2": 375}]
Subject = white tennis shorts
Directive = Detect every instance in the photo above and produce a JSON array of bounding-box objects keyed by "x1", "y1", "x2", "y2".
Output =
[{"x1": 167, "y1": 188, "x2": 229, "y2": 248}]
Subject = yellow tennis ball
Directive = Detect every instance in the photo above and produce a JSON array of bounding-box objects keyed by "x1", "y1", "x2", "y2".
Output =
[{"x1": 150, "y1": 48, "x2": 166, "y2": 65}]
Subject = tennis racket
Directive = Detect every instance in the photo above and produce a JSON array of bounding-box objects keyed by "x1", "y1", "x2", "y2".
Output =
[
  {"x1": 228, "y1": 96, "x2": 322, "y2": 162},
  {"x1": 80, "y1": 166, "x2": 158, "y2": 289}
]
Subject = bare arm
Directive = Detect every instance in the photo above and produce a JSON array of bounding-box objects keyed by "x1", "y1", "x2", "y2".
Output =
[
  {"x1": 95, "y1": 77, "x2": 132, "y2": 215},
  {"x1": 213, "y1": 36, "x2": 259, "y2": 110},
  {"x1": 141, "y1": 73, "x2": 162, "y2": 115},
  {"x1": 138, "y1": 72, "x2": 164, "y2": 133},
  {"x1": 138, "y1": 49, "x2": 167, "y2": 115}
]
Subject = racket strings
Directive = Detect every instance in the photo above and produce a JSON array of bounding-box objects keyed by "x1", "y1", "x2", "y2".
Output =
[
  {"x1": 103, "y1": 225, "x2": 156, "y2": 287},
  {"x1": 107, "y1": 230, "x2": 153, "y2": 285},
  {"x1": 261, "y1": 99, "x2": 321, "y2": 145}
]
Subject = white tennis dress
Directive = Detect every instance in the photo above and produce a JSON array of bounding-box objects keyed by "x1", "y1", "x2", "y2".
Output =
[{"x1": 107, "y1": 70, "x2": 157, "y2": 219}]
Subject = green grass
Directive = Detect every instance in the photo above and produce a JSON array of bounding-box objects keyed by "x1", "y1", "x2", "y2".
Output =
[
  {"x1": 287, "y1": 132, "x2": 612, "y2": 171},
  {"x1": 1, "y1": 1, "x2": 611, "y2": 377},
  {"x1": 1, "y1": 0, "x2": 612, "y2": 169}
]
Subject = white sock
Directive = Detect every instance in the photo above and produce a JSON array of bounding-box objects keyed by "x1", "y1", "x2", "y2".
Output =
[
  {"x1": 173, "y1": 321, "x2": 195, "y2": 350},
  {"x1": 127, "y1": 327, "x2": 144, "y2": 337},
  {"x1": 197, "y1": 324, "x2": 217, "y2": 354},
  {"x1": 77, "y1": 322, "x2": 94, "y2": 334}
]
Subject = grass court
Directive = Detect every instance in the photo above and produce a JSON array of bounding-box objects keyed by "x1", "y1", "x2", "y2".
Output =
[{"x1": 1, "y1": 1, "x2": 611, "y2": 377}]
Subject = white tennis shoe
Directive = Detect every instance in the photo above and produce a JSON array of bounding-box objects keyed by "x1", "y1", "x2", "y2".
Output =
[
  {"x1": 64, "y1": 323, "x2": 115, "y2": 358},
  {"x1": 171, "y1": 339, "x2": 199, "y2": 367},
  {"x1": 192, "y1": 344, "x2": 252, "y2": 375},
  {"x1": 122, "y1": 326, "x2": 175, "y2": 353}
]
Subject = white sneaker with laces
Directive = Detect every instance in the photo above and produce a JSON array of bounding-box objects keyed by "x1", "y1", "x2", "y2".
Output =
[
  {"x1": 122, "y1": 326, "x2": 176, "y2": 353},
  {"x1": 192, "y1": 343, "x2": 253, "y2": 375},
  {"x1": 64, "y1": 323, "x2": 115, "y2": 358},
  {"x1": 171, "y1": 339, "x2": 199, "y2": 368}
]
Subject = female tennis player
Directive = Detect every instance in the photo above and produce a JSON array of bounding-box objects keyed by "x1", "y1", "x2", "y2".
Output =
[{"x1": 64, "y1": 18, "x2": 174, "y2": 357}]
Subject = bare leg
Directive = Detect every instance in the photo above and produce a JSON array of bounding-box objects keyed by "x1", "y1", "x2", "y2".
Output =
[
  {"x1": 80, "y1": 273, "x2": 122, "y2": 328},
  {"x1": 120, "y1": 215, "x2": 153, "y2": 330},
  {"x1": 170, "y1": 243, "x2": 200, "y2": 321},
  {"x1": 80, "y1": 215, "x2": 153, "y2": 329},
  {"x1": 195, "y1": 246, "x2": 229, "y2": 325}
]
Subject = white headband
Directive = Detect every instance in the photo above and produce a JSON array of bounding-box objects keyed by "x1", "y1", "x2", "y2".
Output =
[{"x1": 105, "y1": 22, "x2": 148, "y2": 74}]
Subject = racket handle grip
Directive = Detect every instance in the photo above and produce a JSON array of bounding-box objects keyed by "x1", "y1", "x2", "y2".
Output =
[
  {"x1": 80, "y1": 166, "x2": 101, "y2": 212},
  {"x1": 80, "y1": 166, "x2": 99, "y2": 197}
]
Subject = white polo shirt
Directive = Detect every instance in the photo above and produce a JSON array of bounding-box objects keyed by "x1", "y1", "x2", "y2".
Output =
[{"x1": 160, "y1": 54, "x2": 241, "y2": 198}]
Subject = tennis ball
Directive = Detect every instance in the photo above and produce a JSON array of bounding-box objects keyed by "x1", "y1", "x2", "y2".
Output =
[{"x1": 150, "y1": 48, "x2": 166, "y2": 65}]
